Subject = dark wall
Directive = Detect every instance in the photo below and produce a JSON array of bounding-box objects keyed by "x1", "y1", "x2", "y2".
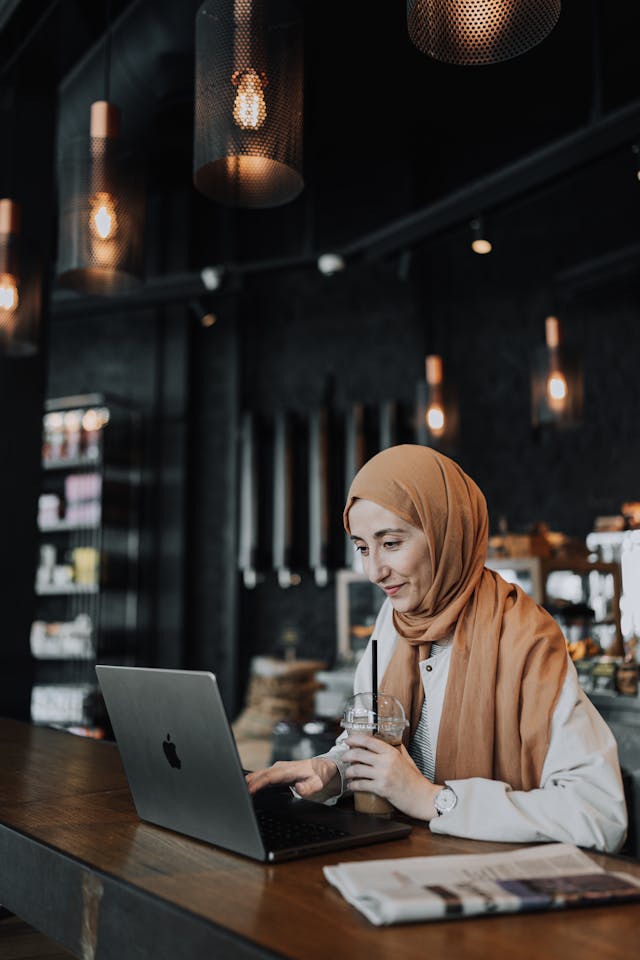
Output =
[{"x1": 40, "y1": 146, "x2": 640, "y2": 716}]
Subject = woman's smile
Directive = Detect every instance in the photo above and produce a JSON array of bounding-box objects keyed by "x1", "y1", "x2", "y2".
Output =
[{"x1": 347, "y1": 499, "x2": 432, "y2": 615}]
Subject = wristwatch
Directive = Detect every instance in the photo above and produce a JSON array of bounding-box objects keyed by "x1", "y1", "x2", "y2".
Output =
[{"x1": 434, "y1": 786, "x2": 457, "y2": 816}]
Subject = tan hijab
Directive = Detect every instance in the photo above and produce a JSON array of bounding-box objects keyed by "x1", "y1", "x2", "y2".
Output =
[{"x1": 344, "y1": 444, "x2": 567, "y2": 791}]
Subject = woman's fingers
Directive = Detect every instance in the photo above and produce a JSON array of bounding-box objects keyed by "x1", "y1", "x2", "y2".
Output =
[
  {"x1": 245, "y1": 760, "x2": 309, "y2": 794},
  {"x1": 344, "y1": 734, "x2": 390, "y2": 753}
]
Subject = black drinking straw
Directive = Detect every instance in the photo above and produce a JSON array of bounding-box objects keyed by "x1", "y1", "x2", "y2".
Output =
[{"x1": 371, "y1": 637, "x2": 378, "y2": 734}]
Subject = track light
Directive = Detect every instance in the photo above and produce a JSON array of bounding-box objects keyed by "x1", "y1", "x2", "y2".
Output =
[
  {"x1": 201, "y1": 265, "x2": 225, "y2": 290},
  {"x1": 189, "y1": 299, "x2": 217, "y2": 327},
  {"x1": 632, "y1": 143, "x2": 640, "y2": 182},
  {"x1": 317, "y1": 253, "x2": 345, "y2": 276},
  {"x1": 470, "y1": 217, "x2": 492, "y2": 255}
]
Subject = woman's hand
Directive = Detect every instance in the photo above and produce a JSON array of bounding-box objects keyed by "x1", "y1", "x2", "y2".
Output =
[
  {"x1": 343, "y1": 734, "x2": 441, "y2": 821},
  {"x1": 245, "y1": 757, "x2": 341, "y2": 800}
]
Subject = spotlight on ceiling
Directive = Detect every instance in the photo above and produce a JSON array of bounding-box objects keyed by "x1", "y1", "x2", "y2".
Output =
[
  {"x1": 189, "y1": 299, "x2": 217, "y2": 328},
  {"x1": 470, "y1": 217, "x2": 492, "y2": 255},
  {"x1": 200, "y1": 265, "x2": 225, "y2": 290},
  {"x1": 632, "y1": 143, "x2": 640, "y2": 182},
  {"x1": 317, "y1": 253, "x2": 345, "y2": 276}
]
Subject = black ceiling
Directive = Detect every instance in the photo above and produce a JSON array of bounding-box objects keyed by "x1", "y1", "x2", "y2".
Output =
[{"x1": 3, "y1": 0, "x2": 640, "y2": 273}]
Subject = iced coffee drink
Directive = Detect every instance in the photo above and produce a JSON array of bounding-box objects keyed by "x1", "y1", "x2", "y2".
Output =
[{"x1": 341, "y1": 692, "x2": 408, "y2": 818}]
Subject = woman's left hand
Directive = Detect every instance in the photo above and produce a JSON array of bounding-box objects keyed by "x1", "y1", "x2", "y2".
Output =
[{"x1": 342, "y1": 734, "x2": 441, "y2": 821}]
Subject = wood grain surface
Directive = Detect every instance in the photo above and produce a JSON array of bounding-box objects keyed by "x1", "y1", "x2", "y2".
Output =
[{"x1": 0, "y1": 718, "x2": 638, "y2": 960}]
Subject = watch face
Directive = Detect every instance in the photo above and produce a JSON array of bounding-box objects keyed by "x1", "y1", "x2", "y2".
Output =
[{"x1": 435, "y1": 787, "x2": 457, "y2": 814}]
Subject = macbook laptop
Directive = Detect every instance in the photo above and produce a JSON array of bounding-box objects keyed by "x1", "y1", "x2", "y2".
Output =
[{"x1": 95, "y1": 665, "x2": 411, "y2": 862}]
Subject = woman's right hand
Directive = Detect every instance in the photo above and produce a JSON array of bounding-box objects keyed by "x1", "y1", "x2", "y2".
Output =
[{"x1": 245, "y1": 757, "x2": 341, "y2": 800}]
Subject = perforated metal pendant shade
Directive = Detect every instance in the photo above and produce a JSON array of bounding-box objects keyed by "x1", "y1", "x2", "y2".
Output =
[
  {"x1": 56, "y1": 102, "x2": 145, "y2": 295},
  {"x1": 0, "y1": 198, "x2": 25, "y2": 353},
  {"x1": 194, "y1": 0, "x2": 304, "y2": 208},
  {"x1": 407, "y1": 0, "x2": 562, "y2": 65}
]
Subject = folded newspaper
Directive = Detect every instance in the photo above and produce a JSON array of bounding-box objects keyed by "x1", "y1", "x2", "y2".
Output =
[{"x1": 323, "y1": 843, "x2": 640, "y2": 925}]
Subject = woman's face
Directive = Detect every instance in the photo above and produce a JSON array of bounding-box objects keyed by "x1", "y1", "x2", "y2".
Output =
[{"x1": 348, "y1": 499, "x2": 432, "y2": 615}]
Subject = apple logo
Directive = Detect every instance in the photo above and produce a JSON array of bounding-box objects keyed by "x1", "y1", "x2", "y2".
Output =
[{"x1": 162, "y1": 733, "x2": 182, "y2": 769}]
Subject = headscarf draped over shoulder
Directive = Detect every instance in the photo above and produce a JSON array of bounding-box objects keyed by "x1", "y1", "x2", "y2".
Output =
[{"x1": 344, "y1": 445, "x2": 567, "y2": 791}]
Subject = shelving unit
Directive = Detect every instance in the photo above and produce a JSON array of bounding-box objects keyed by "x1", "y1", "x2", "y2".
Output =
[
  {"x1": 30, "y1": 394, "x2": 141, "y2": 736},
  {"x1": 487, "y1": 553, "x2": 623, "y2": 655}
]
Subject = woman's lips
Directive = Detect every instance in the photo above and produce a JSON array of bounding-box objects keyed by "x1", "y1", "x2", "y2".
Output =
[{"x1": 383, "y1": 583, "x2": 404, "y2": 596}]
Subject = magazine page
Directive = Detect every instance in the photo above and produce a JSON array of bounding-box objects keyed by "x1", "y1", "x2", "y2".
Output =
[{"x1": 323, "y1": 843, "x2": 640, "y2": 926}]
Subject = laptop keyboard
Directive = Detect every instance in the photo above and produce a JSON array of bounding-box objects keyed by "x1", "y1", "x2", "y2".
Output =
[{"x1": 255, "y1": 810, "x2": 351, "y2": 850}]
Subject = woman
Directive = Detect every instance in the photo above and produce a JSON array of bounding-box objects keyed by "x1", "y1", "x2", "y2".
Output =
[{"x1": 247, "y1": 445, "x2": 627, "y2": 852}]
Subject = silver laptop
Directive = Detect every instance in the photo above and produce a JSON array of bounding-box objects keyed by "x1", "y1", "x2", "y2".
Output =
[{"x1": 95, "y1": 665, "x2": 411, "y2": 862}]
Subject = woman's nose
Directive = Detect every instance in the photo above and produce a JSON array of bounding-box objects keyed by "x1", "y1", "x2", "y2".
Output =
[{"x1": 366, "y1": 551, "x2": 389, "y2": 584}]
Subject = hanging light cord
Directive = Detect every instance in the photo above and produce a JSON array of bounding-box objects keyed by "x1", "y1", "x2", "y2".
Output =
[
  {"x1": 589, "y1": 0, "x2": 603, "y2": 125},
  {"x1": 0, "y1": 0, "x2": 62, "y2": 81},
  {"x1": 104, "y1": 0, "x2": 113, "y2": 102}
]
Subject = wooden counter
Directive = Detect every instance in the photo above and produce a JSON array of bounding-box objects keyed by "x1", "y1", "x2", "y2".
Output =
[{"x1": 0, "y1": 718, "x2": 639, "y2": 960}]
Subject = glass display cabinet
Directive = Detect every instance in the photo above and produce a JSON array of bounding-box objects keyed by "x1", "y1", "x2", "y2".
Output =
[{"x1": 30, "y1": 393, "x2": 141, "y2": 736}]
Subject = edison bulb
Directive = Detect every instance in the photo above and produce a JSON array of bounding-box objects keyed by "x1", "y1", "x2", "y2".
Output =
[
  {"x1": 547, "y1": 371, "x2": 568, "y2": 412},
  {"x1": 426, "y1": 403, "x2": 445, "y2": 436},
  {"x1": 232, "y1": 69, "x2": 267, "y2": 130},
  {"x1": 0, "y1": 273, "x2": 18, "y2": 311},
  {"x1": 89, "y1": 192, "x2": 118, "y2": 240}
]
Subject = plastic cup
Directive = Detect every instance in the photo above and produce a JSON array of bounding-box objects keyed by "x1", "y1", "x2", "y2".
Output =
[{"x1": 341, "y1": 692, "x2": 408, "y2": 817}]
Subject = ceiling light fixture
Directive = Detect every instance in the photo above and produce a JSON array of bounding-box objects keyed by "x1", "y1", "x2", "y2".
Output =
[
  {"x1": 470, "y1": 217, "x2": 492, "y2": 254},
  {"x1": 632, "y1": 143, "x2": 640, "y2": 182},
  {"x1": 424, "y1": 354, "x2": 446, "y2": 438},
  {"x1": 317, "y1": 253, "x2": 345, "y2": 276},
  {"x1": 189, "y1": 299, "x2": 217, "y2": 328},
  {"x1": 407, "y1": 1, "x2": 561, "y2": 65},
  {"x1": 531, "y1": 315, "x2": 583, "y2": 430},
  {"x1": 194, "y1": 0, "x2": 304, "y2": 208},
  {"x1": 0, "y1": 198, "x2": 21, "y2": 352},
  {"x1": 201, "y1": 265, "x2": 225, "y2": 291},
  {"x1": 416, "y1": 354, "x2": 459, "y2": 449},
  {"x1": 56, "y1": 4, "x2": 145, "y2": 294}
]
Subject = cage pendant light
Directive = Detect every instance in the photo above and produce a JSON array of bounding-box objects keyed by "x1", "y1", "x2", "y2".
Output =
[
  {"x1": 531, "y1": 315, "x2": 583, "y2": 429},
  {"x1": 415, "y1": 354, "x2": 460, "y2": 449},
  {"x1": 56, "y1": 99, "x2": 145, "y2": 295},
  {"x1": 194, "y1": 0, "x2": 304, "y2": 208},
  {"x1": 407, "y1": 1, "x2": 561, "y2": 65},
  {"x1": 0, "y1": 198, "x2": 21, "y2": 351}
]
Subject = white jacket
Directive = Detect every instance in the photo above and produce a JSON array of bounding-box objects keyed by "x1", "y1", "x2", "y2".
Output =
[{"x1": 322, "y1": 599, "x2": 628, "y2": 853}]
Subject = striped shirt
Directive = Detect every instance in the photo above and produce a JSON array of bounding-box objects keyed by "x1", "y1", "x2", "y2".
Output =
[{"x1": 408, "y1": 639, "x2": 451, "y2": 781}]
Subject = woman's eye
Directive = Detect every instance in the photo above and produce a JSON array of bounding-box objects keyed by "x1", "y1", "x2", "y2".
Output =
[
  {"x1": 383, "y1": 540, "x2": 400, "y2": 550},
  {"x1": 353, "y1": 543, "x2": 368, "y2": 555}
]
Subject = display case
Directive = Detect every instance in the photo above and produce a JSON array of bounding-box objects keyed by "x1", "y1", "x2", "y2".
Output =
[
  {"x1": 488, "y1": 553, "x2": 623, "y2": 655},
  {"x1": 30, "y1": 394, "x2": 141, "y2": 735}
]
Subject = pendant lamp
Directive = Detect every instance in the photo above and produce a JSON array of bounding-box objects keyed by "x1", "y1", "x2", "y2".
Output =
[
  {"x1": 0, "y1": 199, "x2": 20, "y2": 350},
  {"x1": 194, "y1": 0, "x2": 304, "y2": 208},
  {"x1": 416, "y1": 354, "x2": 459, "y2": 448},
  {"x1": 56, "y1": 100, "x2": 145, "y2": 295},
  {"x1": 0, "y1": 198, "x2": 38, "y2": 356},
  {"x1": 531, "y1": 315, "x2": 583, "y2": 429},
  {"x1": 424, "y1": 354, "x2": 446, "y2": 439},
  {"x1": 407, "y1": 1, "x2": 561, "y2": 65}
]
